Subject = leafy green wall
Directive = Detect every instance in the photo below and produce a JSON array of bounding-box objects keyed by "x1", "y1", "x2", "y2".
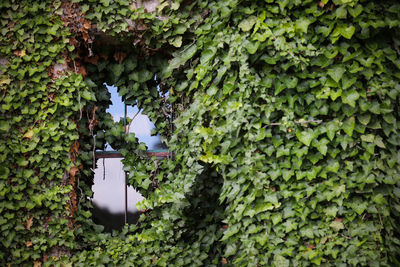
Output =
[{"x1": 1, "y1": 0, "x2": 400, "y2": 266}]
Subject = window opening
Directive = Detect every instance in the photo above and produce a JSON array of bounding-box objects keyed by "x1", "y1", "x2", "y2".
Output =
[
  {"x1": 105, "y1": 84, "x2": 166, "y2": 150},
  {"x1": 91, "y1": 158, "x2": 144, "y2": 232},
  {"x1": 91, "y1": 84, "x2": 169, "y2": 232}
]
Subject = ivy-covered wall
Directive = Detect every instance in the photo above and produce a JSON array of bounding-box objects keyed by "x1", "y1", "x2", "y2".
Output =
[{"x1": 1, "y1": 0, "x2": 400, "y2": 266}]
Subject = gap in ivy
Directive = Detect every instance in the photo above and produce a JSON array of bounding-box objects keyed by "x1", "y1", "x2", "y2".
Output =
[
  {"x1": 104, "y1": 83, "x2": 166, "y2": 150},
  {"x1": 82, "y1": 37, "x2": 169, "y2": 233},
  {"x1": 91, "y1": 158, "x2": 143, "y2": 232},
  {"x1": 91, "y1": 84, "x2": 166, "y2": 232}
]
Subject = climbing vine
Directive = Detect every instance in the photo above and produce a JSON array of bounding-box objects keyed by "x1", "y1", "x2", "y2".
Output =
[{"x1": 1, "y1": 0, "x2": 400, "y2": 266}]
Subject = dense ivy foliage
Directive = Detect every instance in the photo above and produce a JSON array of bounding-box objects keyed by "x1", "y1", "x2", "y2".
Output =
[{"x1": 1, "y1": 0, "x2": 400, "y2": 266}]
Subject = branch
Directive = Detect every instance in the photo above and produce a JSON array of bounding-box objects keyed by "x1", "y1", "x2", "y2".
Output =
[
  {"x1": 262, "y1": 119, "x2": 322, "y2": 128},
  {"x1": 127, "y1": 109, "x2": 141, "y2": 133}
]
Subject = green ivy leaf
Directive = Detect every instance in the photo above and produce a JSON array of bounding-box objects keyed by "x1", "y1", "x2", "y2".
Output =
[
  {"x1": 335, "y1": 6, "x2": 347, "y2": 19},
  {"x1": 81, "y1": 90, "x2": 92, "y2": 101},
  {"x1": 341, "y1": 89, "x2": 359, "y2": 107},
  {"x1": 358, "y1": 114, "x2": 370, "y2": 125},
  {"x1": 271, "y1": 213, "x2": 282, "y2": 225},
  {"x1": 324, "y1": 206, "x2": 338, "y2": 217},
  {"x1": 269, "y1": 169, "x2": 281, "y2": 181},
  {"x1": 125, "y1": 57, "x2": 137, "y2": 72},
  {"x1": 170, "y1": 36, "x2": 182, "y2": 48},
  {"x1": 273, "y1": 255, "x2": 290, "y2": 267},
  {"x1": 361, "y1": 134, "x2": 374, "y2": 143},
  {"x1": 295, "y1": 17, "x2": 312, "y2": 34},
  {"x1": 0, "y1": 166, "x2": 10, "y2": 178},
  {"x1": 330, "y1": 89, "x2": 342, "y2": 101},
  {"x1": 326, "y1": 159, "x2": 340, "y2": 173},
  {"x1": 349, "y1": 200, "x2": 367, "y2": 215},
  {"x1": 81, "y1": 4, "x2": 90, "y2": 14},
  {"x1": 110, "y1": 64, "x2": 124, "y2": 78},
  {"x1": 244, "y1": 40, "x2": 259, "y2": 54},
  {"x1": 340, "y1": 24, "x2": 356, "y2": 39},
  {"x1": 46, "y1": 25, "x2": 59, "y2": 35},
  {"x1": 282, "y1": 75, "x2": 298, "y2": 89},
  {"x1": 374, "y1": 135, "x2": 386, "y2": 148},
  {"x1": 300, "y1": 226, "x2": 314, "y2": 238},
  {"x1": 348, "y1": 4, "x2": 363, "y2": 18},
  {"x1": 313, "y1": 138, "x2": 329, "y2": 155},
  {"x1": 163, "y1": 43, "x2": 197, "y2": 78},
  {"x1": 342, "y1": 75, "x2": 357, "y2": 90},
  {"x1": 328, "y1": 65, "x2": 346, "y2": 83},
  {"x1": 342, "y1": 116, "x2": 355, "y2": 136},
  {"x1": 255, "y1": 233, "x2": 268, "y2": 246},
  {"x1": 393, "y1": 187, "x2": 400, "y2": 198},
  {"x1": 274, "y1": 80, "x2": 285, "y2": 95},
  {"x1": 326, "y1": 120, "x2": 340, "y2": 141},
  {"x1": 254, "y1": 201, "x2": 275, "y2": 214},
  {"x1": 200, "y1": 46, "x2": 217, "y2": 64},
  {"x1": 17, "y1": 157, "x2": 29, "y2": 167},
  {"x1": 100, "y1": 0, "x2": 111, "y2": 7},
  {"x1": 225, "y1": 243, "x2": 237, "y2": 257},
  {"x1": 238, "y1": 16, "x2": 257, "y2": 32},
  {"x1": 296, "y1": 129, "x2": 315, "y2": 146},
  {"x1": 372, "y1": 193, "x2": 385, "y2": 204},
  {"x1": 221, "y1": 223, "x2": 240, "y2": 241},
  {"x1": 330, "y1": 220, "x2": 344, "y2": 231},
  {"x1": 0, "y1": 121, "x2": 10, "y2": 131},
  {"x1": 129, "y1": 69, "x2": 153, "y2": 83}
]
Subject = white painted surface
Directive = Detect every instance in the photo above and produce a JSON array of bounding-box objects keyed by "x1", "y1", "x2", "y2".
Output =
[{"x1": 92, "y1": 158, "x2": 144, "y2": 213}]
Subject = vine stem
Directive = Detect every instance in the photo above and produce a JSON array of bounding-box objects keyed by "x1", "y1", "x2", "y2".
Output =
[
  {"x1": 73, "y1": 60, "x2": 82, "y2": 120},
  {"x1": 92, "y1": 136, "x2": 96, "y2": 170},
  {"x1": 262, "y1": 119, "x2": 322, "y2": 128},
  {"x1": 127, "y1": 109, "x2": 141, "y2": 133},
  {"x1": 103, "y1": 157, "x2": 105, "y2": 180}
]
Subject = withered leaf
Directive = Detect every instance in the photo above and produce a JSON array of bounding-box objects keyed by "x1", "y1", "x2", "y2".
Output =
[
  {"x1": 83, "y1": 21, "x2": 91, "y2": 29},
  {"x1": 25, "y1": 215, "x2": 33, "y2": 230},
  {"x1": 69, "y1": 166, "x2": 79, "y2": 178},
  {"x1": 13, "y1": 50, "x2": 26, "y2": 57},
  {"x1": 77, "y1": 66, "x2": 87, "y2": 77},
  {"x1": 335, "y1": 217, "x2": 343, "y2": 223},
  {"x1": 84, "y1": 55, "x2": 99, "y2": 65},
  {"x1": 23, "y1": 129, "x2": 34, "y2": 140},
  {"x1": 114, "y1": 51, "x2": 127, "y2": 64}
]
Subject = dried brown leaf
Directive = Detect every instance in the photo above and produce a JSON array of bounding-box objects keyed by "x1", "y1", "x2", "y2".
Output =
[
  {"x1": 23, "y1": 129, "x2": 34, "y2": 140},
  {"x1": 335, "y1": 217, "x2": 343, "y2": 222},
  {"x1": 114, "y1": 51, "x2": 127, "y2": 64},
  {"x1": 83, "y1": 21, "x2": 91, "y2": 29},
  {"x1": 307, "y1": 244, "x2": 316, "y2": 249},
  {"x1": 77, "y1": 66, "x2": 87, "y2": 77},
  {"x1": 70, "y1": 141, "x2": 79, "y2": 154},
  {"x1": 25, "y1": 215, "x2": 33, "y2": 230},
  {"x1": 69, "y1": 166, "x2": 79, "y2": 180},
  {"x1": 13, "y1": 50, "x2": 26, "y2": 57},
  {"x1": 47, "y1": 93, "x2": 56, "y2": 102},
  {"x1": 84, "y1": 55, "x2": 99, "y2": 65}
]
